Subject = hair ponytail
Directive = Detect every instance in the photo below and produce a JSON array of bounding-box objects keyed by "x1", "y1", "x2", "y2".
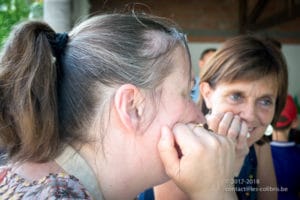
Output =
[{"x1": 0, "y1": 21, "x2": 62, "y2": 162}]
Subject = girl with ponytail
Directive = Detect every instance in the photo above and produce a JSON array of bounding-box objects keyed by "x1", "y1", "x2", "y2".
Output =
[{"x1": 0, "y1": 13, "x2": 247, "y2": 199}]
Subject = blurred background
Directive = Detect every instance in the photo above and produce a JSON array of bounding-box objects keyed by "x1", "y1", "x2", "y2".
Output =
[{"x1": 1, "y1": 0, "x2": 300, "y2": 115}]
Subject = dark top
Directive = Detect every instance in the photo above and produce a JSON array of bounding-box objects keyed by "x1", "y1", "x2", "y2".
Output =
[{"x1": 235, "y1": 145, "x2": 258, "y2": 200}]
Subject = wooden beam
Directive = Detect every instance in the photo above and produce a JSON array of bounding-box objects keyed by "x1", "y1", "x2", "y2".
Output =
[
  {"x1": 248, "y1": 4, "x2": 300, "y2": 31},
  {"x1": 248, "y1": 0, "x2": 269, "y2": 24},
  {"x1": 239, "y1": 0, "x2": 247, "y2": 34}
]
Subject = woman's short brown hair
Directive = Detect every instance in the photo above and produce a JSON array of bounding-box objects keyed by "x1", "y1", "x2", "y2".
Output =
[{"x1": 200, "y1": 35, "x2": 288, "y2": 126}]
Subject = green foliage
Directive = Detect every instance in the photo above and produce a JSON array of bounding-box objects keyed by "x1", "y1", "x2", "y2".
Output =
[
  {"x1": 0, "y1": 0, "x2": 36, "y2": 47},
  {"x1": 29, "y1": 1, "x2": 43, "y2": 19},
  {"x1": 294, "y1": 96, "x2": 300, "y2": 114}
]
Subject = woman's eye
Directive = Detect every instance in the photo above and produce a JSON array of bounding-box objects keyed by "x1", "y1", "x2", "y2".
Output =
[
  {"x1": 259, "y1": 98, "x2": 273, "y2": 106},
  {"x1": 229, "y1": 93, "x2": 241, "y2": 102}
]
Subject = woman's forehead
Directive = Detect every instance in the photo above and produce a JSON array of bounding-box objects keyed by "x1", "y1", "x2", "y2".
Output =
[
  {"x1": 172, "y1": 46, "x2": 191, "y2": 73},
  {"x1": 162, "y1": 47, "x2": 191, "y2": 87},
  {"x1": 217, "y1": 76, "x2": 278, "y2": 96}
]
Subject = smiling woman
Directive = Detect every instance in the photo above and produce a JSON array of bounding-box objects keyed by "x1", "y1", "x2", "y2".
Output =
[
  {"x1": 199, "y1": 35, "x2": 288, "y2": 200},
  {"x1": 201, "y1": 76, "x2": 278, "y2": 145},
  {"x1": 151, "y1": 35, "x2": 288, "y2": 200}
]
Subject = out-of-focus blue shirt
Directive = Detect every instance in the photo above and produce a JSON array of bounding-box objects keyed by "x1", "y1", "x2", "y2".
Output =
[{"x1": 190, "y1": 76, "x2": 200, "y2": 103}]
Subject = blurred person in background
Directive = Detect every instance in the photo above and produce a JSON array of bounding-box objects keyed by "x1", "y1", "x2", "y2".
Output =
[
  {"x1": 190, "y1": 48, "x2": 216, "y2": 103},
  {"x1": 271, "y1": 94, "x2": 300, "y2": 200}
]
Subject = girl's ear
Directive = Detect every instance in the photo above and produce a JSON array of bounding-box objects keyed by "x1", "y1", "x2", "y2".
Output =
[
  {"x1": 199, "y1": 82, "x2": 213, "y2": 109},
  {"x1": 114, "y1": 84, "x2": 145, "y2": 132}
]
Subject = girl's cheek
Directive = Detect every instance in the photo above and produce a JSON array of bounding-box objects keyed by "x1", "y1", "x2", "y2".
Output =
[{"x1": 185, "y1": 101, "x2": 205, "y2": 123}]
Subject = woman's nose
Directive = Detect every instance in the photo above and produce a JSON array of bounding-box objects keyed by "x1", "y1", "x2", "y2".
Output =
[{"x1": 239, "y1": 103, "x2": 257, "y2": 123}]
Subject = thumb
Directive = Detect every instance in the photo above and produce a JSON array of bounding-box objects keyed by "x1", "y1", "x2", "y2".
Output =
[{"x1": 158, "y1": 126, "x2": 180, "y2": 177}]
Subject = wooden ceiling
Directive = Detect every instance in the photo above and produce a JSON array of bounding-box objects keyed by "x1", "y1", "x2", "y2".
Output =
[
  {"x1": 89, "y1": 0, "x2": 300, "y2": 43},
  {"x1": 239, "y1": 0, "x2": 300, "y2": 33}
]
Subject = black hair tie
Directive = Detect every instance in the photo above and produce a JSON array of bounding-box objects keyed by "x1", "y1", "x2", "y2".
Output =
[{"x1": 48, "y1": 32, "x2": 69, "y2": 59}]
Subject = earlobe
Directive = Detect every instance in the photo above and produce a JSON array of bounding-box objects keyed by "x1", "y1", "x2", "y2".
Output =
[
  {"x1": 199, "y1": 82, "x2": 213, "y2": 109},
  {"x1": 114, "y1": 84, "x2": 144, "y2": 131},
  {"x1": 198, "y1": 60, "x2": 203, "y2": 69}
]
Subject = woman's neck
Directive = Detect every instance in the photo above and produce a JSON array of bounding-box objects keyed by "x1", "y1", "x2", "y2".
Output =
[{"x1": 11, "y1": 160, "x2": 63, "y2": 182}]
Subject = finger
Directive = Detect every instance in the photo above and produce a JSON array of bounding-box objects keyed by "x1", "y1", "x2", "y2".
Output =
[
  {"x1": 216, "y1": 133, "x2": 235, "y2": 153},
  {"x1": 187, "y1": 123, "x2": 210, "y2": 133},
  {"x1": 233, "y1": 121, "x2": 249, "y2": 175},
  {"x1": 217, "y1": 112, "x2": 234, "y2": 136},
  {"x1": 187, "y1": 123, "x2": 229, "y2": 150},
  {"x1": 227, "y1": 115, "x2": 241, "y2": 140},
  {"x1": 173, "y1": 123, "x2": 203, "y2": 154},
  {"x1": 213, "y1": 134, "x2": 236, "y2": 175},
  {"x1": 236, "y1": 121, "x2": 249, "y2": 150},
  {"x1": 158, "y1": 126, "x2": 180, "y2": 177},
  {"x1": 174, "y1": 123, "x2": 226, "y2": 159},
  {"x1": 206, "y1": 112, "x2": 224, "y2": 133}
]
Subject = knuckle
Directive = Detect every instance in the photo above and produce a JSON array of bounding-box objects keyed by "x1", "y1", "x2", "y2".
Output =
[
  {"x1": 228, "y1": 129, "x2": 238, "y2": 139},
  {"x1": 210, "y1": 136, "x2": 222, "y2": 149}
]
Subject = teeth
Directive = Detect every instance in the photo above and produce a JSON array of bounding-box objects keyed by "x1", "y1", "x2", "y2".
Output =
[{"x1": 247, "y1": 127, "x2": 253, "y2": 138}]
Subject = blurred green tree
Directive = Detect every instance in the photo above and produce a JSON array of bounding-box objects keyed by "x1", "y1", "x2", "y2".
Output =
[{"x1": 0, "y1": 0, "x2": 42, "y2": 48}]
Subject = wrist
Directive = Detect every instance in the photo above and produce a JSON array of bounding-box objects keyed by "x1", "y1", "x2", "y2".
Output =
[
  {"x1": 189, "y1": 188, "x2": 235, "y2": 200},
  {"x1": 223, "y1": 190, "x2": 237, "y2": 200}
]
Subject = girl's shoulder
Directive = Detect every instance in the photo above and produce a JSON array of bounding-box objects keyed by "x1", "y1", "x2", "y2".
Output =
[{"x1": 0, "y1": 167, "x2": 92, "y2": 199}]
